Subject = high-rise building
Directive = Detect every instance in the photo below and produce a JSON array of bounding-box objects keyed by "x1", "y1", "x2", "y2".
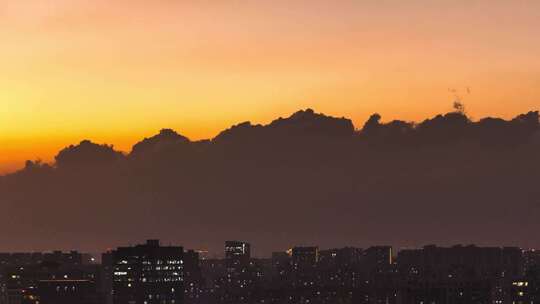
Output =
[
  {"x1": 319, "y1": 247, "x2": 363, "y2": 268},
  {"x1": 224, "y1": 241, "x2": 250, "y2": 271},
  {"x1": 108, "y1": 240, "x2": 184, "y2": 304},
  {"x1": 523, "y1": 249, "x2": 540, "y2": 274},
  {"x1": 183, "y1": 250, "x2": 203, "y2": 303},
  {"x1": 271, "y1": 252, "x2": 290, "y2": 271},
  {"x1": 291, "y1": 247, "x2": 319, "y2": 269},
  {"x1": 221, "y1": 241, "x2": 257, "y2": 303},
  {"x1": 362, "y1": 246, "x2": 393, "y2": 274}
]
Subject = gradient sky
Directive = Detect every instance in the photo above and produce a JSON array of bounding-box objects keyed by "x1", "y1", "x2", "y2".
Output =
[{"x1": 1, "y1": 0, "x2": 540, "y2": 173}]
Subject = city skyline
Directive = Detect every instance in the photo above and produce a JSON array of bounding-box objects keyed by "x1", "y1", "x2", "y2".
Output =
[
  {"x1": 1, "y1": 240, "x2": 538, "y2": 303},
  {"x1": 3, "y1": 240, "x2": 537, "y2": 260}
]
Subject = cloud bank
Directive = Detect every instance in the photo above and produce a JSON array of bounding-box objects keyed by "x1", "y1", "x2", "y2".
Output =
[{"x1": 1, "y1": 108, "x2": 539, "y2": 254}]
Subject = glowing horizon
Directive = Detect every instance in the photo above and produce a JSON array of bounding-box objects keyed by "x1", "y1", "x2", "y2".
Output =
[{"x1": 1, "y1": 0, "x2": 540, "y2": 174}]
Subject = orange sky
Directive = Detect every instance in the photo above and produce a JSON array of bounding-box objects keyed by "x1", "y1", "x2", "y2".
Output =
[{"x1": 1, "y1": 0, "x2": 540, "y2": 174}]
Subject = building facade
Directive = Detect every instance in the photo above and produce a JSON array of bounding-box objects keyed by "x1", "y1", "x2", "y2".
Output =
[{"x1": 108, "y1": 240, "x2": 184, "y2": 304}]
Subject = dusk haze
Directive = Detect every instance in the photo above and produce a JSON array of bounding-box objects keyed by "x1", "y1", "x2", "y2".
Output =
[{"x1": 1, "y1": 1, "x2": 540, "y2": 304}]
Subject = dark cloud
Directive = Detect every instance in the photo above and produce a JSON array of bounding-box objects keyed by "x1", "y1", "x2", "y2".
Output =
[
  {"x1": 131, "y1": 129, "x2": 191, "y2": 158},
  {"x1": 0, "y1": 109, "x2": 539, "y2": 254},
  {"x1": 55, "y1": 140, "x2": 125, "y2": 169}
]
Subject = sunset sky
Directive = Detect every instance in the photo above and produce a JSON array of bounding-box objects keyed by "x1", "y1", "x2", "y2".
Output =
[{"x1": 1, "y1": 0, "x2": 539, "y2": 174}]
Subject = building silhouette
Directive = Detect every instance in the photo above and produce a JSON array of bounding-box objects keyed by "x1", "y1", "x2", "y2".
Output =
[
  {"x1": 106, "y1": 240, "x2": 184, "y2": 304},
  {"x1": 0, "y1": 250, "x2": 99, "y2": 304},
  {"x1": 224, "y1": 241, "x2": 250, "y2": 270},
  {"x1": 2, "y1": 242, "x2": 539, "y2": 304}
]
